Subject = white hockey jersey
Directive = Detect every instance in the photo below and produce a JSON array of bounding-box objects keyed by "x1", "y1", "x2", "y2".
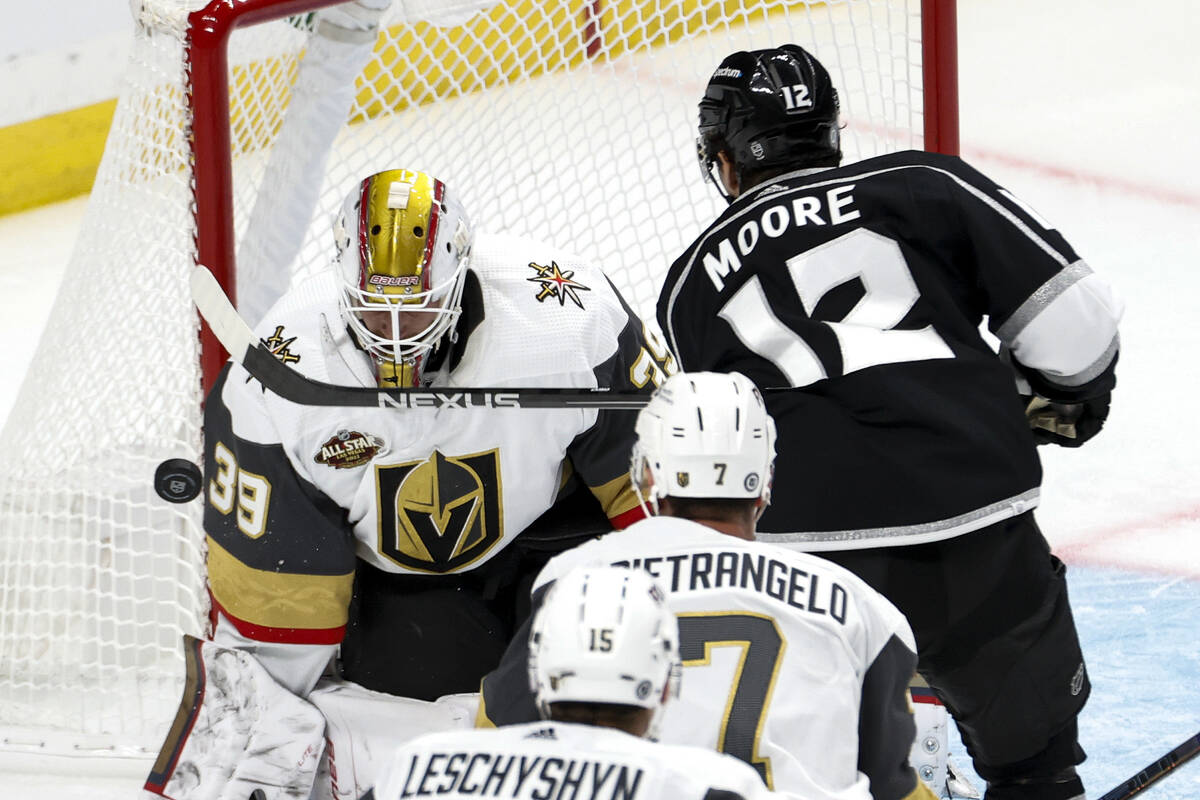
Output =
[
  {"x1": 480, "y1": 517, "x2": 931, "y2": 800},
  {"x1": 202, "y1": 231, "x2": 667, "y2": 694},
  {"x1": 366, "y1": 720, "x2": 778, "y2": 800}
]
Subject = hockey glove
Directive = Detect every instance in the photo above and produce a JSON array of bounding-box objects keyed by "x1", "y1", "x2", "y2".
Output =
[{"x1": 1024, "y1": 393, "x2": 1110, "y2": 447}]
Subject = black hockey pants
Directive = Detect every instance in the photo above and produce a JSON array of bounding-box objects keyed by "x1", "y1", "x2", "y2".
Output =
[{"x1": 819, "y1": 511, "x2": 1088, "y2": 784}]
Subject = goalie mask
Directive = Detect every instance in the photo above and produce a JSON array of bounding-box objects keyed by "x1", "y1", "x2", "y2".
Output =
[
  {"x1": 631, "y1": 371, "x2": 777, "y2": 515},
  {"x1": 528, "y1": 566, "x2": 681, "y2": 740},
  {"x1": 698, "y1": 44, "x2": 841, "y2": 201},
  {"x1": 334, "y1": 169, "x2": 473, "y2": 387}
]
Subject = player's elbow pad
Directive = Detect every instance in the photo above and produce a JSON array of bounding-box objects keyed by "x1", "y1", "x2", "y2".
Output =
[{"x1": 999, "y1": 268, "x2": 1123, "y2": 402}]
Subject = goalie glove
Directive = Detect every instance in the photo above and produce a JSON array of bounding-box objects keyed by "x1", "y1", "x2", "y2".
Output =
[{"x1": 1024, "y1": 393, "x2": 1111, "y2": 447}]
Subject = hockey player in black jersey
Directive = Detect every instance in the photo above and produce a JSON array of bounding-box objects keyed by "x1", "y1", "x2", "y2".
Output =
[{"x1": 658, "y1": 45, "x2": 1124, "y2": 800}]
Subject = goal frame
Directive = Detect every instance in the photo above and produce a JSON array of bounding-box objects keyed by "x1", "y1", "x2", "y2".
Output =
[
  {"x1": 191, "y1": 0, "x2": 959, "y2": 395},
  {"x1": 0, "y1": 0, "x2": 962, "y2": 763}
]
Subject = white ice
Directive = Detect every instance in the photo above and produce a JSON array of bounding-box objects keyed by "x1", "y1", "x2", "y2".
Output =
[{"x1": 1, "y1": 0, "x2": 1198, "y2": 797}]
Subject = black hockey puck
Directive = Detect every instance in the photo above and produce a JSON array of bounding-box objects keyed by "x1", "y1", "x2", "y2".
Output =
[{"x1": 155, "y1": 458, "x2": 203, "y2": 503}]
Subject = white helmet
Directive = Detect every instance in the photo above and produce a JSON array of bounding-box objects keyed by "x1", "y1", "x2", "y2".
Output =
[
  {"x1": 333, "y1": 168, "x2": 473, "y2": 387},
  {"x1": 631, "y1": 371, "x2": 777, "y2": 515},
  {"x1": 528, "y1": 566, "x2": 681, "y2": 738}
]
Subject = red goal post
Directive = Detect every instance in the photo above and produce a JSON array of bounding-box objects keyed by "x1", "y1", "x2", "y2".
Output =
[
  {"x1": 0, "y1": 0, "x2": 958, "y2": 761},
  {"x1": 921, "y1": 0, "x2": 959, "y2": 155}
]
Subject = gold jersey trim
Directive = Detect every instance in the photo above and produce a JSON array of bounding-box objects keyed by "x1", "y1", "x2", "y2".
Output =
[
  {"x1": 207, "y1": 535, "x2": 354, "y2": 631},
  {"x1": 589, "y1": 471, "x2": 642, "y2": 521}
]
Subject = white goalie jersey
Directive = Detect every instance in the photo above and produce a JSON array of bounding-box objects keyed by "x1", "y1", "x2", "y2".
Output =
[
  {"x1": 201, "y1": 230, "x2": 666, "y2": 694},
  {"x1": 480, "y1": 517, "x2": 931, "y2": 800},
  {"x1": 366, "y1": 721, "x2": 778, "y2": 800}
]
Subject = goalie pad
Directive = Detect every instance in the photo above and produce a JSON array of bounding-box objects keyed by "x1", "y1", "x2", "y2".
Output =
[
  {"x1": 308, "y1": 679, "x2": 479, "y2": 800},
  {"x1": 910, "y1": 686, "x2": 950, "y2": 799},
  {"x1": 909, "y1": 685, "x2": 981, "y2": 800},
  {"x1": 143, "y1": 636, "x2": 326, "y2": 800}
]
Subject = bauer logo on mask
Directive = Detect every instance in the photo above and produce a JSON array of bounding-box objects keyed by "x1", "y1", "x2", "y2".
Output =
[{"x1": 375, "y1": 448, "x2": 503, "y2": 572}]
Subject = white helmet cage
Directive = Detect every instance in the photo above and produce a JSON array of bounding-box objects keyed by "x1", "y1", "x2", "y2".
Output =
[
  {"x1": 333, "y1": 168, "x2": 473, "y2": 387},
  {"x1": 630, "y1": 371, "x2": 777, "y2": 515},
  {"x1": 528, "y1": 566, "x2": 682, "y2": 739}
]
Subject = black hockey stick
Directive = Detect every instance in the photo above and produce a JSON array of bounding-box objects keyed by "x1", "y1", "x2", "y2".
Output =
[
  {"x1": 1097, "y1": 730, "x2": 1200, "y2": 800},
  {"x1": 190, "y1": 265, "x2": 654, "y2": 409}
]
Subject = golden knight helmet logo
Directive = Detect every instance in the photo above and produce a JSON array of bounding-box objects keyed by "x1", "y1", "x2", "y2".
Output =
[{"x1": 375, "y1": 449, "x2": 503, "y2": 573}]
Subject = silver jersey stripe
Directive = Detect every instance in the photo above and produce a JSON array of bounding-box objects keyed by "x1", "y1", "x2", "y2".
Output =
[
  {"x1": 663, "y1": 162, "x2": 1075, "y2": 362},
  {"x1": 995, "y1": 259, "x2": 1093, "y2": 343},
  {"x1": 755, "y1": 488, "x2": 1040, "y2": 551},
  {"x1": 1052, "y1": 332, "x2": 1120, "y2": 388}
]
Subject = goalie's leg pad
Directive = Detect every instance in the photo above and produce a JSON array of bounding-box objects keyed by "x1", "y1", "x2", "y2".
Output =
[
  {"x1": 309, "y1": 679, "x2": 478, "y2": 800},
  {"x1": 908, "y1": 683, "x2": 982, "y2": 800},
  {"x1": 910, "y1": 682, "x2": 950, "y2": 798},
  {"x1": 143, "y1": 635, "x2": 326, "y2": 800}
]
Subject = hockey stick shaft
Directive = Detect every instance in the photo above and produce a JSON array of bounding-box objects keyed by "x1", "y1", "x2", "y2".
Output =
[
  {"x1": 190, "y1": 265, "x2": 654, "y2": 409},
  {"x1": 1097, "y1": 731, "x2": 1200, "y2": 800}
]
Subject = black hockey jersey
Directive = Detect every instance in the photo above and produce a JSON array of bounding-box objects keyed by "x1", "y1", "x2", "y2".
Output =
[{"x1": 658, "y1": 151, "x2": 1122, "y2": 549}]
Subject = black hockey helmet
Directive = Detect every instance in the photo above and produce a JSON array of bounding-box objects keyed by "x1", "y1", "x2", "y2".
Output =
[{"x1": 698, "y1": 44, "x2": 841, "y2": 199}]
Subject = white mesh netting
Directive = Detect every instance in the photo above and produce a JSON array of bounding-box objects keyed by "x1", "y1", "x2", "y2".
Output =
[{"x1": 0, "y1": 0, "x2": 941, "y2": 758}]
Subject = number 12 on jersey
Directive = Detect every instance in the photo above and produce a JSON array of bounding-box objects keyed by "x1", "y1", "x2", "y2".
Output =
[{"x1": 717, "y1": 228, "x2": 953, "y2": 386}]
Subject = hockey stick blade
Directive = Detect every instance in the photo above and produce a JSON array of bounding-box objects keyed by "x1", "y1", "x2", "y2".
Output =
[
  {"x1": 190, "y1": 265, "x2": 653, "y2": 409},
  {"x1": 1098, "y1": 731, "x2": 1200, "y2": 800}
]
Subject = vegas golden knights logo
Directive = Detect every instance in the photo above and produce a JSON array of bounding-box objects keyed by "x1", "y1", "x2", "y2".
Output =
[{"x1": 375, "y1": 449, "x2": 503, "y2": 573}]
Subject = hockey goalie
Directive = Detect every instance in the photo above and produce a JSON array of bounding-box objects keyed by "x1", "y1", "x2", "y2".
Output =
[{"x1": 144, "y1": 154, "x2": 672, "y2": 800}]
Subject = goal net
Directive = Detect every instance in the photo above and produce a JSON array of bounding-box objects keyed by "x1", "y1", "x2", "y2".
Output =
[{"x1": 0, "y1": 0, "x2": 956, "y2": 761}]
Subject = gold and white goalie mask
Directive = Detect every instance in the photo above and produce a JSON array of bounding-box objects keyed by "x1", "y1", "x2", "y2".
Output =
[{"x1": 334, "y1": 169, "x2": 473, "y2": 387}]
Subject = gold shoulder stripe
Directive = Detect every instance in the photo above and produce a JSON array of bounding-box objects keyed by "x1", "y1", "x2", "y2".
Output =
[
  {"x1": 588, "y1": 471, "x2": 642, "y2": 521},
  {"x1": 207, "y1": 535, "x2": 354, "y2": 631},
  {"x1": 558, "y1": 459, "x2": 574, "y2": 491},
  {"x1": 473, "y1": 691, "x2": 497, "y2": 729}
]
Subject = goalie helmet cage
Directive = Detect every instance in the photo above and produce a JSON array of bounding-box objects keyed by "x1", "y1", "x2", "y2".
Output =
[{"x1": 0, "y1": 0, "x2": 957, "y2": 762}]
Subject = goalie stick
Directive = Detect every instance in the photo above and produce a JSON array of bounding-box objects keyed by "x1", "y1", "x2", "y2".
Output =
[
  {"x1": 1097, "y1": 730, "x2": 1200, "y2": 800},
  {"x1": 190, "y1": 265, "x2": 655, "y2": 410}
]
